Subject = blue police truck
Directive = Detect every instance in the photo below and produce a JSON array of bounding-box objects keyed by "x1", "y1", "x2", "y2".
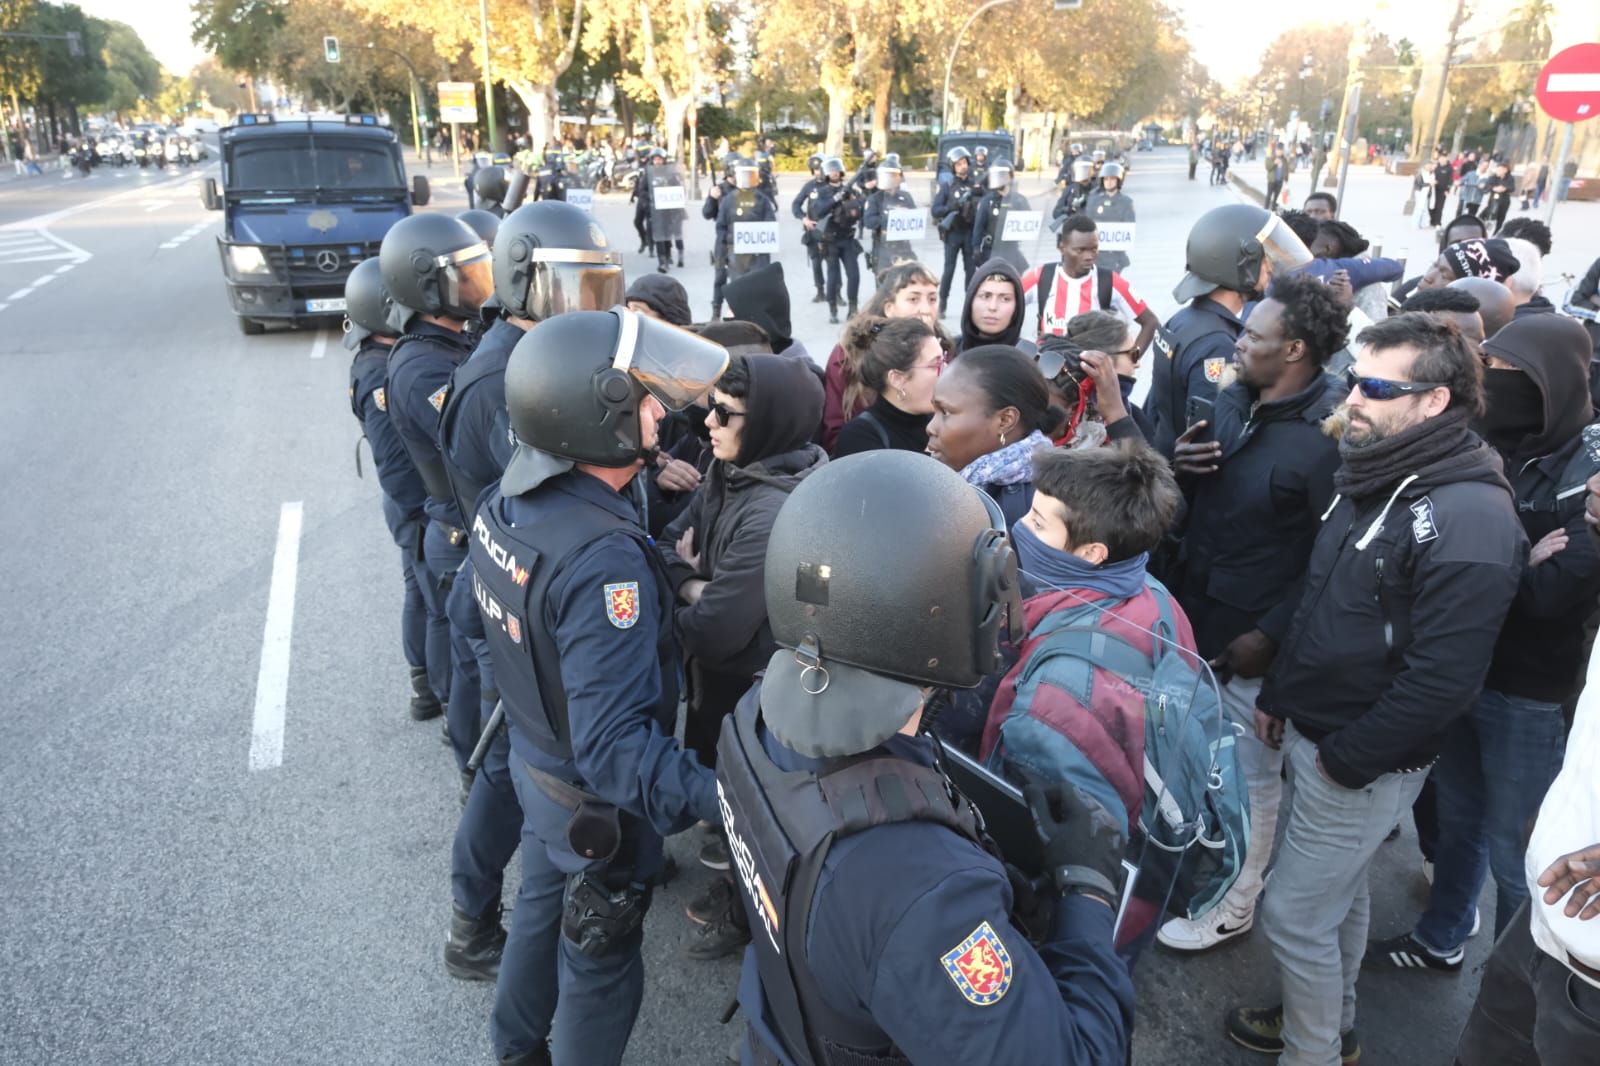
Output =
[{"x1": 202, "y1": 114, "x2": 431, "y2": 335}]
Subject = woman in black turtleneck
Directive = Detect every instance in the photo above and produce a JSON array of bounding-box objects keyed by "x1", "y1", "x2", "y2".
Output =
[{"x1": 831, "y1": 315, "x2": 941, "y2": 456}]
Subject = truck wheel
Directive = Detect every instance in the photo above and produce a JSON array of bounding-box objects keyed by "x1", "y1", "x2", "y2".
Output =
[{"x1": 237, "y1": 316, "x2": 265, "y2": 336}]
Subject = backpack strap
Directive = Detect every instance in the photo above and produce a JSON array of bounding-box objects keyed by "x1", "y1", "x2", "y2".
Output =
[
  {"x1": 857, "y1": 408, "x2": 892, "y2": 450},
  {"x1": 1096, "y1": 265, "x2": 1113, "y2": 311},
  {"x1": 1036, "y1": 261, "x2": 1057, "y2": 337}
]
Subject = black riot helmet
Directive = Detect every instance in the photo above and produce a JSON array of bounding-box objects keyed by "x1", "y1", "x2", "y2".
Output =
[
  {"x1": 883, "y1": 152, "x2": 901, "y2": 168},
  {"x1": 945, "y1": 145, "x2": 972, "y2": 165},
  {"x1": 650, "y1": 146, "x2": 667, "y2": 163},
  {"x1": 822, "y1": 156, "x2": 845, "y2": 181},
  {"x1": 493, "y1": 201, "x2": 626, "y2": 322},
  {"x1": 876, "y1": 162, "x2": 902, "y2": 191},
  {"x1": 378, "y1": 212, "x2": 493, "y2": 330},
  {"x1": 499, "y1": 308, "x2": 730, "y2": 492},
  {"x1": 807, "y1": 153, "x2": 823, "y2": 173},
  {"x1": 1071, "y1": 158, "x2": 1095, "y2": 183},
  {"x1": 472, "y1": 165, "x2": 510, "y2": 211},
  {"x1": 1099, "y1": 161, "x2": 1124, "y2": 187},
  {"x1": 1173, "y1": 202, "x2": 1312, "y2": 304},
  {"x1": 758, "y1": 451, "x2": 1023, "y2": 758},
  {"x1": 341, "y1": 257, "x2": 395, "y2": 351},
  {"x1": 1069, "y1": 142, "x2": 1083, "y2": 155},
  {"x1": 988, "y1": 158, "x2": 1013, "y2": 188},
  {"x1": 457, "y1": 209, "x2": 502, "y2": 249},
  {"x1": 974, "y1": 145, "x2": 988, "y2": 161},
  {"x1": 722, "y1": 152, "x2": 741, "y2": 180}
]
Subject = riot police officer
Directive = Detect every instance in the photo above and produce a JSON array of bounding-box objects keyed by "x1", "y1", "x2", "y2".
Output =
[
  {"x1": 473, "y1": 165, "x2": 511, "y2": 218},
  {"x1": 533, "y1": 148, "x2": 569, "y2": 201},
  {"x1": 703, "y1": 154, "x2": 739, "y2": 283},
  {"x1": 754, "y1": 149, "x2": 778, "y2": 202},
  {"x1": 862, "y1": 157, "x2": 917, "y2": 274},
  {"x1": 717, "y1": 451, "x2": 1136, "y2": 1064},
  {"x1": 458, "y1": 208, "x2": 502, "y2": 250},
  {"x1": 475, "y1": 309, "x2": 727, "y2": 1066},
  {"x1": 1055, "y1": 141, "x2": 1084, "y2": 187},
  {"x1": 629, "y1": 148, "x2": 655, "y2": 252},
  {"x1": 970, "y1": 158, "x2": 1032, "y2": 271},
  {"x1": 343, "y1": 258, "x2": 439, "y2": 723},
  {"x1": 972, "y1": 143, "x2": 991, "y2": 189},
  {"x1": 710, "y1": 159, "x2": 778, "y2": 320},
  {"x1": 933, "y1": 145, "x2": 980, "y2": 317},
  {"x1": 1050, "y1": 158, "x2": 1095, "y2": 231},
  {"x1": 439, "y1": 202, "x2": 626, "y2": 985},
  {"x1": 791, "y1": 154, "x2": 828, "y2": 304},
  {"x1": 802, "y1": 157, "x2": 863, "y2": 324},
  {"x1": 1086, "y1": 161, "x2": 1134, "y2": 274},
  {"x1": 1150, "y1": 202, "x2": 1311, "y2": 456},
  {"x1": 645, "y1": 147, "x2": 686, "y2": 273},
  {"x1": 380, "y1": 214, "x2": 494, "y2": 776}
]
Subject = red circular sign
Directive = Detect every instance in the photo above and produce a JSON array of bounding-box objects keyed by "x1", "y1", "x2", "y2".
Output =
[{"x1": 1536, "y1": 43, "x2": 1600, "y2": 124}]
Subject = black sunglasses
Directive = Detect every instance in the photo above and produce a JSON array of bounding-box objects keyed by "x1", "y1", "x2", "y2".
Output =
[
  {"x1": 707, "y1": 400, "x2": 746, "y2": 425},
  {"x1": 1343, "y1": 369, "x2": 1445, "y2": 401}
]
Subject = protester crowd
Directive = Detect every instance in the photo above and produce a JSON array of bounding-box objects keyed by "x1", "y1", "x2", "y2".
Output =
[{"x1": 342, "y1": 141, "x2": 1600, "y2": 1066}]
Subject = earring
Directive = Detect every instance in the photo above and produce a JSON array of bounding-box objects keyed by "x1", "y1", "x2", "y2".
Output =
[
  {"x1": 898, "y1": 387, "x2": 908, "y2": 401},
  {"x1": 998, "y1": 431, "x2": 1007, "y2": 446}
]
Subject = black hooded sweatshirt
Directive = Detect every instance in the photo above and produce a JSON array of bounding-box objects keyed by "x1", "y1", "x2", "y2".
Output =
[
  {"x1": 956, "y1": 257, "x2": 1026, "y2": 353},
  {"x1": 1259, "y1": 424, "x2": 1527, "y2": 789},
  {"x1": 1479, "y1": 314, "x2": 1600, "y2": 701},
  {"x1": 661, "y1": 356, "x2": 828, "y2": 679}
]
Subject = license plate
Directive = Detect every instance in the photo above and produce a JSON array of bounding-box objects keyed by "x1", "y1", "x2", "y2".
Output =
[{"x1": 305, "y1": 298, "x2": 346, "y2": 312}]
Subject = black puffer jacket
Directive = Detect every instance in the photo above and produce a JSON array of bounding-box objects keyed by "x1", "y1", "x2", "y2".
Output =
[
  {"x1": 1174, "y1": 371, "x2": 1345, "y2": 659},
  {"x1": 1259, "y1": 435, "x2": 1526, "y2": 788}
]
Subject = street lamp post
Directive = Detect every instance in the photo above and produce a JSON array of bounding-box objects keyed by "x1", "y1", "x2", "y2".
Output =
[
  {"x1": 366, "y1": 43, "x2": 431, "y2": 165},
  {"x1": 479, "y1": 0, "x2": 500, "y2": 154},
  {"x1": 941, "y1": 0, "x2": 1021, "y2": 136}
]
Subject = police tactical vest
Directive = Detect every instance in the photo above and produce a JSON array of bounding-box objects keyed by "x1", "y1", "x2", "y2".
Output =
[
  {"x1": 388, "y1": 329, "x2": 476, "y2": 516},
  {"x1": 471, "y1": 487, "x2": 679, "y2": 761},
  {"x1": 1150, "y1": 304, "x2": 1237, "y2": 454},
  {"x1": 438, "y1": 327, "x2": 515, "y2": 534},
  {"x1": 716, "y1": 696, "x2": 990, "y2": 1066}
]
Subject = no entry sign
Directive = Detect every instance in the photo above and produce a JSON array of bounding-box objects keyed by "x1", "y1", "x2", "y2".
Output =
[{"x1": 1536, "y1": 43, "x2": 1600, "y2": 124}]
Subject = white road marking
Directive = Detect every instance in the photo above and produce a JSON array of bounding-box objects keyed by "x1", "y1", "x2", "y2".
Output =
[
  {"x1": 158, "y1": 221, "x2": 213, "y2": 252},
  {"x1": 7, "y1": 287, "x2": 33, "y2": 300},
  {"x1": 142, "y1": 199, "x2": 173, "y2": 213},
  {"x1": 309, "y1": 331, "x2": 328, "y2": 360},
  {"x1": 0, "y1": 303, "x2": 9, "y2": 313},
  {"x1": 249, "y1": 501, "x2": 304, "y2": 772},
  {"x1": 31, "y1": 273, "x2": 55, "y2": 287},
  {"x1": 53, "y1": 263, "x2": 75, "y2": 275}
]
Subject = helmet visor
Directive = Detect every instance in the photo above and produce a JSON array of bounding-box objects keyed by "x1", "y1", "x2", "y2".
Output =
[
  {"x1": 527, "y1": 248, "x2": 626, "y2": 321},
  {"x1": 612, "y1": 307, "x2": 730, "y2": 411},
  {"x1": 1256, "y1": 213, "x2": 1314, "y2": 275},
  {"x1": 734, "y1": 165, "x2": 759, "y2": 190},
  {"x1": 1071, "y1": 160, "x2": 1094, "y2": 181},
  {"x1": 439, "y1": 243, "x2": 493, "y2": 316},
  {"x1": 875, "y1": 165, "x2": 901, "y2": 190}
]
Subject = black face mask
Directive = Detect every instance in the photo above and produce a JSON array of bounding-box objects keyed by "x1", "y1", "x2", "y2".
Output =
[{"x1": 1480, "y1": 367, "x2": 1544, "y2": 452}]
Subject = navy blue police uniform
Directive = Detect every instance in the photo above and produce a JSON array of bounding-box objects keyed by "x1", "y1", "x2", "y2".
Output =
[
  {"x1": 1148, "y1": 296, "x2": 1245, "y2": 458},
  {"x1": 718, "y1": 187, "x2": 779, "y2": 305},
  {"x1": 791, "y1": 176, "x2": 827, "y2": 298},
  {"x1": 862, "y1": 185, "x2": 917, "y2": 273},
  {"x1": 717, "y1": 691, "x2": 1136, "y2": 1065},
  {"x1": 970, "y1": 187, "x2": 1032, "y2": 271},
  {"x1": 385, "y1": 320, "x2": 480, "y2": 765},
  {"x1": 933, "y1": 170, "x2": 979, "y2": 310},
  {"x1": 803, "y1": 180, "x2": 863, "y2": 313},
  {"x1": 474, "y1": 469, "x2": 721, "y2": 1065},
  {"x1": 438, "y1": 315, "x2": 525, "y2": 912},
  {"x1": 349, "y1": 337, "x2": 431, "y2": 685},
  {"x1": 703, "y1": 178, "x2": 738, "y2": 317}
]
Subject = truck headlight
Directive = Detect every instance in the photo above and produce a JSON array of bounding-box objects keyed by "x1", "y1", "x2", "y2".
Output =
[{"x1": 228, "y1": 245, "x2": 270, "y2": 275}]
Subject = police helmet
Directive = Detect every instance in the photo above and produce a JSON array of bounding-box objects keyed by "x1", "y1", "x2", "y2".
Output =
[
  {"x1": 733, "y1": 162, "x2": 760, "y2": 191},
  {"x1": 974, "y1": 145, "x2": 988, "y2": 160},
  {"x1": 755, "y1": 150, "x2": 773, "y2": 170},
  {"x1": 650, "y1": 146, "x2": 667, "y2": 162},
  {"x1": 1100, "y1": 161, "x2": 1125, "y2": 184},
  {"x1": 759, "y1": 452, "x2": 1022, "y2": 758},
  {"x1": 543, "y1": 146, "x2": 562, "y2": 165},
  {"x1": 988, "y1": 158, "x2": 1013, "y2": 187},
  {"x1": 861, "y1": 148, "x2": 879, "y2": 166},
  {"x1": 883, "y1": 152, "x2": 901, "y2": 168},
  {"x1": 1071, "y1": 159, "x2": 1095, "y2": 183},
  {"x1": 875, "y1": 163, "x2": 902, "y2": 191},
  {"x1": 457, "y1": 209, "x2": 502, "y2": 249},
  {"x1": 1173, "y1": 202, "x2": 1312, "y2": 304},
  {"x1": 945, "y1": 145, "x2": 972, "y2": 165},
  {"x1": 499, "y1": 308, "x2": 729, "y2": 490},
  {"x1": 341, "y1": 257, "x2": 394, "y2": 351},
  {"x1": 822, "y1": 156, "x2": 846, "y2": 179},
  {"x1": 722, "y1": 151, "x2": 741, "y2": 180},
  {"x1": 807, "y1": 153, "x2": 824, "y2": 172},
  {"x1": 493, "y1": 201, "x2": 625, "y2": 322},
  {"x1": 473, "y1": 165, "x2": 509, "y2": 207},
  {"x1": 378, "y1": 213, "x2": 493, "y2": 330},
  {"x1": 1091, "y1": 149, "x2": 1106, "y2": 163},
  {"x1": 1069, "y1": 142, "x2": 1083, "y2": 155}
]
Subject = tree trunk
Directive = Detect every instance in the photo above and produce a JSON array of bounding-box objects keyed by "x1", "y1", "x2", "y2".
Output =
[
  {"x1": 658, "y1": 94, "x2": 690, "y2": 161},
  {"x1": 871, "y1": 50, "x2": 893, "y2": 156},
  {"x1": 508, "y1": 80, "x2": 559, "y2": 148},
  {"x1": 823, "y1": 84, "x2": 849, "y2": 158}
]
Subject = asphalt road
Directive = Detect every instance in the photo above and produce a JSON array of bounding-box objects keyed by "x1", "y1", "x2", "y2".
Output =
[{"x1": 0, "y1": 147, "x2": 1495, "y2": 1065}]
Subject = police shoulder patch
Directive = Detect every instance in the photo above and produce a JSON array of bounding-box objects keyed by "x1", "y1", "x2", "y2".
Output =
[
  {"x1": 427, "y1": 384, "x2": 450, "y2": 412},
  {"x1": 1203, "y1": 357, "x2": 1226, "y2": 383},
  {"x1": 1410, "y1": 496, "x2": 1438, "y2": 543},
  {"x1": 373, "y1": 387, "x2": 387, "y2": 412},
  {"x1": 940, "y1": 920, "x2": 1013, "y2": 1006},
  {"x1": 603, "y1": 581, "x2": 641, "y2": 629}
]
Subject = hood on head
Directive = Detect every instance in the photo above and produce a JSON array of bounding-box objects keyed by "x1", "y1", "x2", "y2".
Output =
[
  {"x1": 960, "y1": 256, "x2": 1025, "y2": 350},
  {"x1": 1480, "y1": 314, "x2": 1595, "y2": 457},
  {"x1": 735, "y1": 354, "x2": 825, "y2": 466},
  {"x1": 624, "y1": 274, "x2": 693, "y2": 327},
  {"x1": 724, "y1": 262, "x2": 793, "y2": 348}
]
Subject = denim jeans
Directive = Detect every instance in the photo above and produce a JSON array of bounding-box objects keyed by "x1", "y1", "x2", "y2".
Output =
[
  {"x1": 1414, "y1": 688, "x2": 1566, "y2": 951},
  {"x1": 1262, "y1": 724, "x2": 1429, "y2": 1066}
]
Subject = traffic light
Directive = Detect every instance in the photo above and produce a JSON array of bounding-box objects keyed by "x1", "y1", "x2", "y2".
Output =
[{"x1": 324, "y1": 36, "x2": 340, "y2": 63}]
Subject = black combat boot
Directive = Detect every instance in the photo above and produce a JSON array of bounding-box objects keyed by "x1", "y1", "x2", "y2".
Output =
[
  {"x1": 847, "y1": 299, "x2": 858, "y2": 319},
  {"x1": 828, "y1": 301, "x2": 839, "y2": 325},
  {"x1": 813, "y1": 285, "x2": 826, "y2": 303},
  {"x1": 409, "y1": 667, "x2": 442, "y2": 721},
  {"x1": 498, "y1": 1045, "x2": 551, "y2": 1066},
  {"x1": 444, "y1": 901, "x2": 506, "y2": 982}
]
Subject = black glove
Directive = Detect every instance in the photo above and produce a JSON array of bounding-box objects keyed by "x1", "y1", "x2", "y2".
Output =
[{"x1": 1024, "y1": 782, "x2": 1126, "y2": 907}]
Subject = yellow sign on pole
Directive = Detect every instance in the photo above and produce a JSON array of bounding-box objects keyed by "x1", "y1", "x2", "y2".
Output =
[{"x1": 437, "y1": 82, "x2": 478, "y2": 125}]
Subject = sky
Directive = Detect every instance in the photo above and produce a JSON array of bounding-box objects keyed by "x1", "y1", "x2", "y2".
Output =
[{"x1": 78, "y1": 0, "x2": 206, "y2": 74}]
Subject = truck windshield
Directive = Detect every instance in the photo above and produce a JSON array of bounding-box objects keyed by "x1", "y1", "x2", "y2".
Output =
[{"x1": 231, "y1": 139, "x2": 403, "y2": 195}]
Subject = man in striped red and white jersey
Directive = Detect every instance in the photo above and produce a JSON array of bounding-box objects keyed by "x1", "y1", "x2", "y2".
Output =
[{"x1": 1021, "y1": 214, "x2": 1161, "y2": 354}]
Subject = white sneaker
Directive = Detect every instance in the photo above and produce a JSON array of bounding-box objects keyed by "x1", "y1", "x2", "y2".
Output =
[
  {"x1": 1156, "y1": 900, "x2": 1256, "y2": 952},
  {"x1": 1469, "y1": 908, "x2": 1481, "y2": 938}
]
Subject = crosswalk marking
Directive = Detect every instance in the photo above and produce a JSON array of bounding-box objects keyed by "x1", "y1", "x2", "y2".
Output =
[{"x1": 0, "y1": 227, "x2": 90, "y2": 265}]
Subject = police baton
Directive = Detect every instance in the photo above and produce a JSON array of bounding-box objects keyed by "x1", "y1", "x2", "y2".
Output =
[{"x1": 467, "y1": 701, "x2": 506, "y2": 773}]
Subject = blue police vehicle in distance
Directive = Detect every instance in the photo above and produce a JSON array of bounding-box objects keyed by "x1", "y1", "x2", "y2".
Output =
[{"x1": 201, "y1": 113, "x2": 431, "y2": 335}]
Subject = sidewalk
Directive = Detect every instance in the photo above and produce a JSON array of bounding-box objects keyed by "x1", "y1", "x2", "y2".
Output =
[
  {"x1": 1231, "y1": 161, "x2": 1600, "y2": 302},
  {"x1": 0, "y1": 154, "x2": 65, "y2": 184}
]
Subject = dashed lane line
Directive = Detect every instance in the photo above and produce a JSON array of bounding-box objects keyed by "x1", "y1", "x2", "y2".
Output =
[
  {"x1": 309, "y1": 331, "x2": 328, "y2": 360},
  {"x1": 160, "y1": 221, "x2": 213, "y2": 251},
  {"x1": 249, "y1": 501, "x2": 304, "y2": 772}
]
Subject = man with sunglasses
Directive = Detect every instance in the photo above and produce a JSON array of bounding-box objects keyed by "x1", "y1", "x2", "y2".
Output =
[
  {"x1": 1158, "y1": 272, "x2": 1349, "y2": 957},
  {"x1": 1226, "y1": 312, "x2": 1526, "y2": 1066}
]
